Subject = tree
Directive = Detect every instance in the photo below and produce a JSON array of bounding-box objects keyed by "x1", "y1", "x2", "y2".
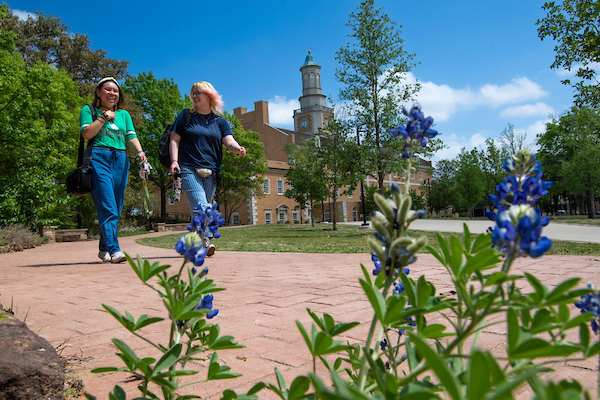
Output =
[
  {"x1": 431, "y1": 159, "x2": 457, "y2": 215},
  {"x1": 1, "y1": 7, "x2": 130, "y2": 96},
  {"x1": 453, "y1": 149, "x2": 486, "y2": 217},
  {"x1": 217, "y1": 113, "x2": 268, "y2": 224},
  {"x1": 317, "y1": 118, "x2": 363, "y2": 230},
  {"x1": 537, "y1": 0, "x2": 600, "y2": 107},
  {"x1": 121, "y1": 72, "x2": 191, "y2": 222},
  {"x1": 478, "y1": 137, "x2": 509, "y2": 201},
  {"x1": 538, "y1": 106, "x2": 600, "y2": 218},
  {"x1": 335, "y1": 0, "x2": 420, "y2": 194},
  {"x1": 285, "y1": 141, "x2": 328, "y2": 227},
  {"x1": 497, "y1": 123, "x2": 530, "y2": 155},
  {"x1": 0, "y1": 7, "x2": 85, "y2": 228}
]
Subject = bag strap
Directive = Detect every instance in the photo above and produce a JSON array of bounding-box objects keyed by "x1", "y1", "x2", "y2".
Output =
[{"x1": 78, "y1": 105, "x2": 98, "y2": 167}]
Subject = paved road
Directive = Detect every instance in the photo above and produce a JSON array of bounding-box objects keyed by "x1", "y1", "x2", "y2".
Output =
[
  {"x1": 1, "y1": 227, "x2": 599, "y2": 399},
  {"x1": 343, "y1": 219, "x2": 600, "y2": 243}
]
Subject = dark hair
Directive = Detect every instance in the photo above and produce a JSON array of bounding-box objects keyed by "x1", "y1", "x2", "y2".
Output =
[{"x1": 93, "y1": 78, "x2": 126, "y2": 110}]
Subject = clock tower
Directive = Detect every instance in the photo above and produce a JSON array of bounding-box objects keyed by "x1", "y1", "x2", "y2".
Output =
[{"x1": 293, "y1": 51, "x2": 333, "y2": 135}]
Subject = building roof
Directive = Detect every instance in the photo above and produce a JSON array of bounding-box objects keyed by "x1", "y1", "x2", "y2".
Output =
[{"x1": 303, "y1": 51, "x2": 318, "y2": 66}]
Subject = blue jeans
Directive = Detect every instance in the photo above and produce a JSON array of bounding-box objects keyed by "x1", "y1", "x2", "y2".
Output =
[
  {"x1": 180, "y1": 166, "x2": 216, "y2": 236},
  {"x1": 90, "y1": 147, "x2": 129, "y2": 254}
]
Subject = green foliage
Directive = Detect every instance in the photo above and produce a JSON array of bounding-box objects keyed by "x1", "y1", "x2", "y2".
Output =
[
  {"x1": 335, "y1": 0, "x2": 421, "y2": 192},
  {"x1": 87, "y1": 249, "x2": 252, "y2": 400},
  {"x1": 0, "y1": 24, "x2": 86, "y2": 227},
  {"x1": 285, "y1": 140, "x2": 329, "y2": 227},
  {"x1": 538, "y1": 106, "x2": 600, "y2": 218},
  {"x1": 1, "y1": 5, "x2": 129, "y2": 97},
  {"x1": 218, "y1": 112, "x2": 267, "y2": 224},
  {"x1": 537, "y1": 0, "x2": 600, "y2": 107}
]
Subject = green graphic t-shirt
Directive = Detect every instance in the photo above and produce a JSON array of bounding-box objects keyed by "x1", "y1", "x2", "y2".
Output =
[{"x1": 79, "y1": 106, "x2": 137, "y2": 150}]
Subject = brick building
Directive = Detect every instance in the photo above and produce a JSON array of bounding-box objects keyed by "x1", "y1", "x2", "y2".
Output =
[{"x1": 165, "y1": 51, "x2": 432, "y2": 224}]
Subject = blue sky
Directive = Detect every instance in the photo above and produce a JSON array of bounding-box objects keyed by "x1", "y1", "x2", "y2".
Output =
[{"x1": 8, "y1": 0, "x2": 590, "y2": 162}]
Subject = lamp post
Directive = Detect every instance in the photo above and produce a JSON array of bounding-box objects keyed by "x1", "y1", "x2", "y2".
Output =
[
  {"x1": 424, "y1": 178, "x2": 431, "y2": 214},
  {"x1": 356, "y1": 126, "x2": 369, "y2": 226}
]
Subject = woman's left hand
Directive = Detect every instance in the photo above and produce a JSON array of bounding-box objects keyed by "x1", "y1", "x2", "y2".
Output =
[{"x1": 138, "y1": 151, "x2": 148, "y2": 163}]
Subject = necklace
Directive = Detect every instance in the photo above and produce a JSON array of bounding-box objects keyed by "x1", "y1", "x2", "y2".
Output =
[{"x1": 199, "y1": 113, "x2": 211, "y2": 124}]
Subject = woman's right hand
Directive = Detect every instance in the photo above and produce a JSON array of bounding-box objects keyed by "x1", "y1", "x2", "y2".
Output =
[{"x1": 170, "y1": 160, "x2": 180, "y2": 175}]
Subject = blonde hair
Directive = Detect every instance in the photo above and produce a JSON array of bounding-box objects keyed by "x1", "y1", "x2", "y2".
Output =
[{"x1": 190, "y1": 81, "x2": 224, "y2": 114}]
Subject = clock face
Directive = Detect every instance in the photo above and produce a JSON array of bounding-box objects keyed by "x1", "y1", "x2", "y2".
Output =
[{"x1": 301, "y1": 119, "x2": 309, "y2": 129}]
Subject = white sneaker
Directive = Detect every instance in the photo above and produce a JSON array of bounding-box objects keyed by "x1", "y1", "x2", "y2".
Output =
[
  {"x1": 206, "y1": 244, "x2": 215, "y2": 257},
  {"x1": 110, "y1": 251, "x2": 126, "y2": 263},
  {"x1": 98, "y1": 251, "x2": 111, "y2": 263},
  {"x1": 204, "y1": 237, "x2": 215, "y2": 257}
]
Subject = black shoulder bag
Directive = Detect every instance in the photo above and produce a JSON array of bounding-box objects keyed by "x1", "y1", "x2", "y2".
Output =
[{"x1": 66, "y1": 105, "x2": 98, "y2": 196}]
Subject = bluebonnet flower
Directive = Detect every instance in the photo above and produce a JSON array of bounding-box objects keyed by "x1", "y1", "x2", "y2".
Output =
[
  {"x1": 575, "y1": 283, "x2": 600, "y2": 334},
  {"x1": 175, "y1": 232, "x2": 207, "y2": 266},
  {"x1": 380, "y1": 338, "x2": 388, "y2": 351},
  {"x1": 488, "y1": 151, "x2": 553, "y2": 210},
  {"x1": 197, "y1": 294, "x2": 219, "y2": 319},
  {"x1": 389, "y1": 102, "x2": 438, "y2": 158},
  {"x1": 372, "y1": 252, "x2": 412, "y2": 276},
  {"x1": 193, "y1": 202, "x2": 225, "y2": 239},
  {"x1": 486, "y1": 150, "x2": 553, "y2": 258}
]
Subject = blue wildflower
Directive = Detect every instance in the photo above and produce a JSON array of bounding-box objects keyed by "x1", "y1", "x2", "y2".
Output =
[
  {"x1": 197, "y1": 294, "x2": 219, "y2": 319},
  {"x1": 575, "y1": 283, "x2": 600, "y2": 334},
  {"x1": 175, "y1": 232, "x2": 207, "y2": 266},
  {"x1": 389, "y1": 102, "x2": 438, "y2": 158}
]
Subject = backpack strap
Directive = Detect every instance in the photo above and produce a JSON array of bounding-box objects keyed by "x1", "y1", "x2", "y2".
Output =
[{"x1": 77, "y1": 105, "x2": 98, "y2": 167}]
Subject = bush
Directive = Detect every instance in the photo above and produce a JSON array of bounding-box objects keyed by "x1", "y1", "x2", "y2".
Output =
[{"x1": 0, "y1": 224, "x2": 46, "y2": 253}]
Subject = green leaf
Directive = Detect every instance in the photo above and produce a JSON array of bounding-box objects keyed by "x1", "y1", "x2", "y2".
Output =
[
  {"x1": 530, "y1": 309, "x2": 555, "y2": 333},
  {"x1": 579, "y1": 323, "x2": 590, "y2": 349},
  {"x1": 416, "y1": 275, "x2": 433, "y2": 308},
  {"x1": 133, "y1": 314, "x2": 164, "y2": 331},
  {"x1": 207, "y1": 352, "x2": 242, "y2": 380},
  {"x1": 112, "y1": 338, "x2": 147, "y2": 374},
  {"x1": 384, "y1": 295, "x2": 408, "y2": 325},
  {"x1": 468, "y1": 351, "x2": 491, "y2": 400},
  {"x1": 585, "y1": 339, "x2": 600, "y2": 357},
  {"x1": 410, "y1": 334, "x2": 461, "y2": 400},
  {"x1": 420, "y1": 324, "x2": 448, "y2": 339},
  {"x1": 153, "y1": 343, "x2": 182, "y2": 375},
  {"x1": 470, "y1": 232, "x2": 492, "y2": 253},
  {"x1": 524, "y1": 272, "x2": 546, "y2": 301},
  {"x1": 288, "y1": 376, "x2": 310, "y2": 400},
  {"x1": 108, "y1": 385, "x2": 127, "y2": 400},
  {"x1": 360, "y1": 278, "x2": 385, "y2": 322},
  {"x1": 506, "y1": 308, "x2": 519, "y2": 356},
  {"x1": 461, "y1": 248, "x2": 501, "y2": 277},
  {"x1": 545, "y1": 278, "x2": 580, "y2": 304},
  {"x1": 209, "y1": 335, "x2": 245, "y2": 351},
  {"x1": 448, "y1": 235, "x2": 464, "y2": 277},
  {"x1": 512, "y1": 338, "x2": 580, "y2": 359}
]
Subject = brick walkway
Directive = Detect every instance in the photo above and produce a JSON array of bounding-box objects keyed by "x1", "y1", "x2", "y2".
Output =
[{"x1": 1, "y1": 229, "x2": 599, "y2": 399}]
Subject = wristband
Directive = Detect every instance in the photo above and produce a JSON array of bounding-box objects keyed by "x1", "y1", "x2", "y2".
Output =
[{"x1": 137, "y1": 150, "x2": 145, "y2": 154}]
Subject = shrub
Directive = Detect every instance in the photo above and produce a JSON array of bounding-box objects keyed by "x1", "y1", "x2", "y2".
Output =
[{"x1": 0, "y1": 224, "x2": 46, "y2": 253}]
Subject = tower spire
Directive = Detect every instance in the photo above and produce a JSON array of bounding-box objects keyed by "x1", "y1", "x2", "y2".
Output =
[{"x1": 308, "y1": 32, "x2": 311, "y2": 53}]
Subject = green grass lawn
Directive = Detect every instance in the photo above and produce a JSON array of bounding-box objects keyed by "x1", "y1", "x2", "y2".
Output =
[{"x1": 136, "y1": 223, "x2": 600, "y2": 256}]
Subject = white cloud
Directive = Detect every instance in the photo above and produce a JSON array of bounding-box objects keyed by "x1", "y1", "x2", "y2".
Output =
[
  {"x1": 515, "y1": 119, "x2": 550, "y2": 150},
  {"x1": 268, "y1": 96, "x2": 299, "y2": 128},
  {"x1": 430, "y1": 131, "x2": 489, "y2": 163},
  {"x1": 11, "y1": 9, "x2": 36, "y2": 20},
  {"x1": 500, "y1": 102, "x2": 555, "y2": 119},
  {"x1": 405, "y1": 73, "x2": 548, "y2": 122}
]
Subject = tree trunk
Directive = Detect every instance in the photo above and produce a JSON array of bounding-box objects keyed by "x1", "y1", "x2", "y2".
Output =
[
  {"x1": 587, "y1": 189, "x2": 597, "y2": 219},
  {"x1": 332, "y1": 190, "x2": 338, "y2": 231},
  {"x1": 310, "y1": 199, "x2": 315, "y2": 227}
]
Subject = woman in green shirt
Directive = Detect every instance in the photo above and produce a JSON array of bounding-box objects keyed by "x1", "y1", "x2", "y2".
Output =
[{"x1": 80, "y1": 77, "x2": 147, "y2": 263}]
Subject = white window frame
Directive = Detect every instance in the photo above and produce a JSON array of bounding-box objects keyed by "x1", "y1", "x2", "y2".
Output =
[
  {"x1": 347, "y1": 186, "x2": 353, "y2": 199},
  {"x1": 419, "y1": 172, "x2": 423, "y2": 180},
  {"x1": 277, "y1": 179, "x2": 284, "y2": 195},
  {"x1": 292, "y1": 210, "x2": 299, "y2": 222},
  {"x1": 278, "y1": 211, "x2": 287, "y2": 223},
  {"x1": 263, "y1": 179, "x2": 270, "y2": 195},
  {"x1": 264, "y1": 210, "x2": 272, "y2": 224},
  {"x1": 231, "y1": 212, "x2": 240, "y2": 225}
]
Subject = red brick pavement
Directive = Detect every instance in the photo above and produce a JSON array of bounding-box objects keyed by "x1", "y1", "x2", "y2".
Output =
[{"x1": 1, "y1": 229, "x2": 599, "y2": 399}]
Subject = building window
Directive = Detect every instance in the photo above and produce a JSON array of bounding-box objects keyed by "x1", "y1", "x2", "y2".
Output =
[
  {"x1": 264, "y1": 210, "x2": 272, "y2": 224},
  {"x1": 231, "y1": 212, "x2": 240, "y2": 225},
  {"x1": 168, "y1": 197, "x2": 175, "y2": 206},
  {"x1": 352, "y1": 207, "x2": 358, "y2": 221},
  {"x1": 278, "y1": 210, "x2": 287, "y2": 223},
  {"x1": 402, "y1": 171, "x2": 406, "y2": 178},
  {"x1": 336, "y1": 188, "x2": 340, "y2": 197},
  {"x1": 347, "y1": 186, "x2": 353, "y2": 199},
  {"x1": 263, "y1": 179, "x2": 270, "y2": 194},
  {"x1": 292, "y1": 210, "x2": 299, "y2": 222},
  {"x1": 277, "y1": 179, "x2": 284, "y2": 195},
  {"x1": 419, "y1": 172, "x2": 423, "y2": 180},
  {"x1": 411, "y1": 171, "x2": 415, "y2": 179},
  {"x1": 289, "y1": 181, "x2": 294, "y2": 191},
  {"x1": 324, "y1": 209, "x2": 331, "y2": 222}
]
